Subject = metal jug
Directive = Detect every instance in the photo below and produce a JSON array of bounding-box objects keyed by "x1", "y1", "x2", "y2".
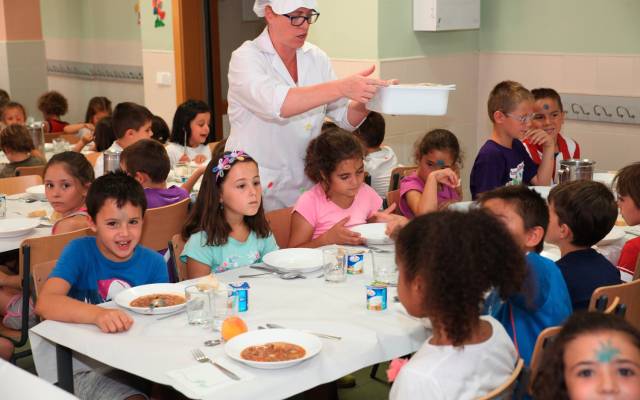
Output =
[
  {"x1": 103, "y1": 149, "x2": 121, "y2": 173},
  {"x1": 26, "y1": 121, "x2": 46, "y2": 159},
  {"x1": 557, "y1": 159, "x2": 595, "y2": 184}
]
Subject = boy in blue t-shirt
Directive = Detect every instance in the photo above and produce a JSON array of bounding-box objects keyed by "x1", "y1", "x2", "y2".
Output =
[
  {"x1": 470, "y1": 80, "x2": 555, "y2": 200},
  {"x1": 546, "y1": 180, "x2": 621, "y2": 310},
  {"x1": 480, "y1": 185, "x2": 572, "y2": 366}
]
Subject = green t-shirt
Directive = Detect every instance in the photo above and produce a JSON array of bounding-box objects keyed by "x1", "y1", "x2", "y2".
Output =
[{"x1": 0, "y1": 155, "x2": 46, "y2": 178}]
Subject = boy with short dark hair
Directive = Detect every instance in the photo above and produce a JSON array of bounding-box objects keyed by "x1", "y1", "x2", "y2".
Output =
[
  {"x1": 470, "y1": 81, "x2": 555, "y2": 199},
  {"x1": 353, "y1": 111, "x2": 398, "y2": 198},
  {"x1": 547, "y1": 180, "x2": 621, "y2": 310},
  {"x1": 120, "y1": 139, "x2": 189, "y2": 208},
  {"x1": 480, "y1": 185, "x2": 572, "y2": 365},
  {"x1": 0, "y1": 124, "x2": 45, "y2": 178},
  {"x1": 93, "y1": 102, "x2": 153, "y2": 177},
  {"x1": 614, "y1": 162, "x2": 640, "y2": 278},
  {"x1": 35, "y1": 171, "x2": 167, "y2": 399}
]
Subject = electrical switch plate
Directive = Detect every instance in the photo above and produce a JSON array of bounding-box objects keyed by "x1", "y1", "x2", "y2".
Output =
[{"x1": 156, "y1": 72, "x2": 172, "y2": 86}]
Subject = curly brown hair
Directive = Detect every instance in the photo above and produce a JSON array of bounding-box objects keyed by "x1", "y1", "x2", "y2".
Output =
[
  {"x1": 37, "y1": 91, "x2": 68, "y2": 116},
  {"x1": 531, "y1": 311, "x2": 640, "y2": 400},
  {"x1": 304, "y1": 125, "x2": 364, "y2": 186},
  {"x1": 414, "y1": 128, "x2": 462, "y2": 168},
  {"x1": 0, "y1": 124, "x2": 35, "y2": 153},
  {"x1": 395, "y1": 210, "x2": 526, "y2": 346}
]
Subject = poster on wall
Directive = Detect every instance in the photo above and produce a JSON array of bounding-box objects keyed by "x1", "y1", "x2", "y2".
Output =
[{"x1": 152, "y1": 0, "x2": 167, "y2": 27}]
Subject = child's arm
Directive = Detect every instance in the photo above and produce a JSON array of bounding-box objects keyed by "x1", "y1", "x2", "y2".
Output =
[
  {"x1": 288, "y1": 212, "x2": 363, "y2": 248},
  {"x1": 181, "y1": 164, "x2": 206, "y2": 193},
  {"x1": 72, "y1": 131, "x2": 94, "y2": 152},
  {"x1": 405, "y1": 169, "x2": 459, "y2": 216},
  {"x1": 186, "y1": 258, "x2": 212, "y2": 279},
  {"x1": 63, "y1": 123, "x2": 94, "y2": 135},
  {"x1": 527, "y1": 129, "x2": 555, "y2": 185},
  {"x1": 0, "y1": 270, "x2": 21, "y2": 290},
  {"x1": 35, "y1": 277, "x2": 133, "y2": 333}
]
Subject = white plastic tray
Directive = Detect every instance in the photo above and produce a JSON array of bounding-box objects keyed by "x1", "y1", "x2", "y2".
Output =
[{"x1": 367, "y1": 83, "x2": 456, "y2": 116}]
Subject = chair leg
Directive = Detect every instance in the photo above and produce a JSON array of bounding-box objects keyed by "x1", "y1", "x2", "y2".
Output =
[{"x1": 370, "y1": 363, "x2": 379, "y2": 379}]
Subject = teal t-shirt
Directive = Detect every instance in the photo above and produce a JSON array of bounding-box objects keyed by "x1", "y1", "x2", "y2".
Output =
[{"x1": 181, "y1": 230, "x2": 278, "y2": 273}]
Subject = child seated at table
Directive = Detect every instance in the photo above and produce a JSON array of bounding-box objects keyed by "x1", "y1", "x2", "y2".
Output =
[
  {"x1": 0, "y1": 124, "x2": 46, "y2": 178},
  {"x1": 546, "y1": 181, "x2": 621, "y2": 310},
  {"x1": 37, "y1": 90, "x2": 69, "y2": 133},
  {"x1": 399, "y1": 129, "x2": 461, "y2": 218},
  {"x1": 68, "y1": 97, "x2": 113, "y2": 152},
  {"x1": 36, "y1": 172, "x2": 168, "y2": 399},
  {"x1": 44, "y1": 151, "x2": 94, "y2": 234},
  {"x1": 470, "y1": 80, "x2": 554, "y2": 199},
  {"x1": 166, "y1": 100, "x2": 212, "y2": 167},
  {"x1": 180, "y1": 149, "x2": 277, "y2": 277},
  {"x1": 479, "y1": 185, "x2": 572, "y2": 365},
  {"x1": 151, "y1": 115, "x2": 170, "y2": 144},
  {"x1": 390, "y1": 210, "x2": 523, "y2": 399},
  {"x1": 614, "y1": 162, "x2": 640, "y2": 278},
  {"x1": 288, "y1": 126, "x2": 383, "y2": 248},
  {"x1": 353, "y1": 111, "x2": 398, "y2": 198},
  {"x1": 1, "y1": 101, "x2": 26, "y2": 126},
  {"x1": 93, "y1": 102, "x2": 153, "y2": 177},
  {"x1": 120, "y1": 139, "x2": 192, "y2": 208}
]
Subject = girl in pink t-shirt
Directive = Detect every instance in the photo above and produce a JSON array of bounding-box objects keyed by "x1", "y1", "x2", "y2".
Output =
[
  {"x1": 399, "y1": 129, "x2": 462, "y2": 218},
  {"x1": 289, "y1": 126, "x2": 384, "y2": 248}
]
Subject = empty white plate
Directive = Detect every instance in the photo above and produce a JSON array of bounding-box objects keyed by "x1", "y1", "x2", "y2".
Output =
[
  {"x1": 0, "y1": 218, "x2": 40, "y2": 238},
  {"x1": 350, "y1": 223, "x2": 392, "y2": 245},
  {"x1": 262, "y1": 248, "x2": 324, "y2": 273},
  {"x1": 25, "y1": 184, "x2": 47, "y2": 201},
  {"x1": 597, "y1": 226, "x2": 626, "y2": 246},
  {"x1": 114, "y1": 283, "x2": 187, "y2": 315}
]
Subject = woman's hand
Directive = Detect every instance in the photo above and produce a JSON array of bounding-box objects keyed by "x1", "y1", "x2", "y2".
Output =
[
  {"x1": 321, "y1": 217, "x2": 364, "y2": 246},
  {"x1": 428, "y1": 168, "x2": 459, "y2": 188},
  {"x1": 338, "y1": 65, "x2": 391, "y2": 104},
  {"x1": 193, "y1": 154, "x2": 207, "y2": 164}
]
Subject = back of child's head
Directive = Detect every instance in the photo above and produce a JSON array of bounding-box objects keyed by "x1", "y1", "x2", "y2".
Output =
[
  {"x1": 414, "y1": 128, "x2": 462, "y2": 167},
  {"x1": 304, "y1": 125, "x2": 364, "y2": 185},
  {"x1": 395, "y1": 210, "x2": 526, "y2": 346},
  {"x1": 487, "y1": 80, "x2": 533, "y2": 123},
  {"x1": 531, "y1": 87, "x2": 564, "y2": 112},
  {"x1": 169, "y1": 100, "x2": 211, "y2": 146},
  {"x1": 548, "y1": 180, "x2": 617, "y2": 247},
  {"x1": 479, "y1": 185, "x2": 549, "y2": 252},
  {"x1": 0, "y1": 89, "x2": 9, "y2": 109},
  {"x1": 151, "y1": 115, "x2": 170, "y2": 144},
  {"x1": 86, "y1": 171, "x2": 147, "y2": 221},
  {"x1": 121, "y1": 139, "x2": 170, "y2": 183},
  {"x1": 532, "y1": 311, "x2": 640, "y2": 400},
  {"x1": 614, "y1": 162, "x2": 640, "y2": 209},
  {"x1": 44, "y1": 151, "x2": 94, "y2": 186},
  {"x1": 37, "y1": 91, "x2": 68, "y2": 117},
  {"x1": 2, "y1": 101, "x2": 26, "y2": 123},
  {"x1": 0, "y1": 124, "x2": 34, "y2": 153},
  {"x1": 112, "y1": 102, "x2": 153, "y2": 139},
  {"x1": 84, "y1": 96, "x2": 112, "y2": 124},
  {"x1": 354, "y1": 111, "x2": 385, "y2": 149},
  {"x1": 93, "y1": 116, "x2": 115, "y2": 152},
  {"x1": 182, "y1": 147, "x2": 270, "y2": 244},
  {"x1": 321, "y1": 120, "x2": 337, "y2": 133}
]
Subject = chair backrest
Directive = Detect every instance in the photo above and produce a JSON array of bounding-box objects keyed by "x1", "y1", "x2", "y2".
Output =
[
  {"x1": 169, "y1": 233, "x2": 187, "y2": 282},
  {"x1": 31, "y1": 260, "x2": 57, "y2": 300},
  {"x1": 19, "y1": 227, "x2": 94, "y2": 277},
  {"x1": 85, "y1": 151, "x2": 101, "y2": 167},
  {"x1": 265, "y1": 207, "x2": 293, "y2": 248},
  {"x1": 15, "y1": 165, "x2": 46, "y2": 178},
  {"x1": 386, "y1": 190, "x2": 401, "y2": 214},
  {"x1": 477, "y1": 358, "x2": 525, "y2": 400},
  {"x1": 44, "y1": 132, "x2": 64, "y2": 143},
  {"x1": 529, "y1": 325, "x2": 562, "y2": 387},
  {"x1": 388, "y1": 165, "x2": 417, "y2": 192},
  {"x1": 0, "y1": 175, "x2": 43, "y2": 195},
  {"x1": 140, "y1": 198, "x2": 190, "y2": 251},
  {"x1": 634, "y1": 257, "x2": 640, "y2": 281},
  {"x1": 588, "y1": 280, "x2": 640, "y2": 330},
  {"x1": 59, "y1": 133, "x2": 80, "y2": 144}
]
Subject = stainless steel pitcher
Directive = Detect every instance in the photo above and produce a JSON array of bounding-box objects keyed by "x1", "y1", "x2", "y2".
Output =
[
  {"x1": 26, "y1": 121, "x2": 45, "y2": 158},
  {"x1": 557, "y1": 159, "x2": 595, "y2": 184},
  {"x1": 103, "y1": 149, "x2": 121, "y2": 174}
]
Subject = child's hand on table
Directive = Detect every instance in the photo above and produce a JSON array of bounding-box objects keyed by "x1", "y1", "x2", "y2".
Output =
[
  {"x1": 323, "y1": 217, "x2": 364, "y2": 246},
  {"x1": 94, "y1": 308, "x2": 134, "y2": 333}
]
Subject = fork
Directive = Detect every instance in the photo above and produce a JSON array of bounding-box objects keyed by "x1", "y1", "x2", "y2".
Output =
[{"x1": 191, "y1": 349, "x2": 241, "y2": 380}]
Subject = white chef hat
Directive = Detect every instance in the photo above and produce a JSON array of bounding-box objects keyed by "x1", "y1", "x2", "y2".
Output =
[{"x1": 253, "y1": 0, "x2": 318, "y2": 18}]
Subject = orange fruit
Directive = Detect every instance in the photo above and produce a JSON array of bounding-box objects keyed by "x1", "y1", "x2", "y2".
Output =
[{"x1": 221, "y1": 316, "x2": 248, "y2": 341}]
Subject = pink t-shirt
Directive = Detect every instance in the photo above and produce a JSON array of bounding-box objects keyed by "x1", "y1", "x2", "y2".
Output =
[
  {"x1": 399, "y1": 171, "x2": 460, "y2": 218},
  {"x1": 293, "y1": 183, "x2": 383, "y2": 239}
]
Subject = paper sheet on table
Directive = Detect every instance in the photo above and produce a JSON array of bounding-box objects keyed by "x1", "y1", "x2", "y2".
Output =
[{"x1": 166, "y1": 358, "x2": 252, "y2": 399}]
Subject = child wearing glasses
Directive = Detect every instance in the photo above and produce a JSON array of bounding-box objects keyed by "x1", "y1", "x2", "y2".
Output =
[
  {"x1": 524, "y1": 88, "x2": 580, "y2": 182},
  {"x1": 398, "y1": 129, "x2": 461, "y2": 218},
  {"x1": 470, "y1": 80, "x2": 555, "y2": 199}
]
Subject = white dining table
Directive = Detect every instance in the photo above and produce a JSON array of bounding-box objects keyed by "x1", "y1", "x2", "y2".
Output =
[
  {"x1": 1, "y1": 359, "x2": 79, "y2": 400},
  {"x1": 29, "y1": 247, "x2": 427, "y2": 400},
  {"x1": 0, "y1": 195, "x2": 54, "y2": 253}
]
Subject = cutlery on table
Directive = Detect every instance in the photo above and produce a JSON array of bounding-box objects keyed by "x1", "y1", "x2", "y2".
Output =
[
  {"x1": 191, "y1": 349, "x2": 241, "y2": 381},
  {"x1": 265, "y1": 323, "x2": 341, "y2": 340},
  {"x1": 155, "y1": 309, "x2": 185, "y2": 320},
  {"x1": 204, "y1": 339, "x2": 222, "y2": 347},
  {"x1": 366, "y1": 245, "x2": 394, "y2": 253}
]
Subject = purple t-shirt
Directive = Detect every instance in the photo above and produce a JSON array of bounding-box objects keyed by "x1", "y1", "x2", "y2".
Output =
[
  {"x1": 144, "y1": 186, "x2": 189, "y2": 209},
  {"x1": 470, "y1": 139, "x2": 538, "y2": 200},
  {"x1": 398, "y1": 172, "x2": 461, "y2": 218}
]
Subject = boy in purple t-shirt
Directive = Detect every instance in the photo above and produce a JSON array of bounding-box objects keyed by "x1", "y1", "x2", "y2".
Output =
[
  {"x1": 120, "y1": 139, "x2": 190, "y2": 208},
  {"x1": 470, "y1": 81, "x2": 555, "y2": 200}
]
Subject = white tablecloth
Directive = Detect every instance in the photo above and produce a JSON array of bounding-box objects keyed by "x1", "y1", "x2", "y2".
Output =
[
  {"x1": 30, "y1": 253, "x2": 426, "y2": 400},
  {"x1": 1, "y1": 359, "x2": 78, "y2": 400},
  {"x1": 0, "y1": 196, "x2": 53, "y2": 253}
]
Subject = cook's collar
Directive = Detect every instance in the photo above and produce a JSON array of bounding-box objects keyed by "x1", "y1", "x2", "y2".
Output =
[{"x1": 255, "y1": 27, "x2": 313, "y2": 54}]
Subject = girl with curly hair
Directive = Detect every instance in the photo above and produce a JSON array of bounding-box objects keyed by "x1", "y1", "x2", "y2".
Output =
[
  {"x1": 288, "y1": 125, "x2": 385, "y2": 248},
  {"x1": 37, "y1": 90, "x2": 69, "y2": 132},
  {"x1": 390, "y1": 210, "x2": 526, "y2": 399},
  {"x1": 532, "y1": 312, "x2": 640, "y2": 400}
]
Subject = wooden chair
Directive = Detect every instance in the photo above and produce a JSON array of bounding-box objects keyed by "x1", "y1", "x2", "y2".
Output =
[
  {"x1": 59, "y1": 133, "x2": 80, "y2": 144},
  {"x1": 0, "y1": 175, "x2": 42, "y2": 195},
  {"x1": 529, "y1": 326, "x2": 562, "y2": 386},
  {"x1": 85, "y1": 151, "x2": 101, "y2": 167},
  {"x1": 386, "y1": 190, "x2": 401, "y2": 214},
  {"x1": 478, "y1": 358, "x2": 525, "y2": 400},
  {"x1": 265, "y1": 207, "x2": 293, "y2": 248},
  {"x1": 634, "y1": 256, "x2": 640, "y2": 281},
  {"x1": 31, "y1": 260, "x2": 57, "y2": 300},
  {"x1": 388, "y1": 165, "x2": 417, "y2": 192},
  {"x1": 588, "y1": 280, "x2": 640, "y2": 330},
  {"x1": 15, "y1": 165, "x2": 45, "y2": 178},
  {"x1": 168, "y1": 233, "x2": 187, "y2": 282},
  {"x1": 140, "y1": 198, "x2": 190, "y2": 252},
  {"x1": 44, "y1": 132, "x2": 64, "y2": 143}
]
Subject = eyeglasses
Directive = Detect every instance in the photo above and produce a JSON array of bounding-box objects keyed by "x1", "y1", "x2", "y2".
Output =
[
  {"x1": 506, "y1": 113, "x2": 535, "y2": 124},
  {"x1": 281, "y1": 11, "x2": 320, "y2": 26},
  {"x1": 533, "y1": 111, "x2": 564, "y2": 121}
]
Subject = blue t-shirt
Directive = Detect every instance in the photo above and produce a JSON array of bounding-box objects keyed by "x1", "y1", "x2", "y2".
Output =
[
  {"x1": 556, "y1": 248, "x2": 621, "y2": 310},
  {"x1": 181, "y1": 230, "x2": 278, "y2": 273},
  {"x1": 50, "y1": 237, "x2": 169, "y2": 304},
  {"x1": 484, "y1": 252, "x2": 572, "y2": 365},
  {"x1": 470, "y1": 139, "x2": 538, "y2": 200}
]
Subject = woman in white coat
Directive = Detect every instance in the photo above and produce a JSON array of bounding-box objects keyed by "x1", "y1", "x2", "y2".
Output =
[{"x1": 226, "y1": 0, "x2": 391, "y2": 211}]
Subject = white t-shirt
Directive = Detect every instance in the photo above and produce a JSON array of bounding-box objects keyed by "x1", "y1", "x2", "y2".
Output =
[
  {"x1": 165, "y1": 142, "x2": 212, "y2": 168},
  {"x1": 390, "y1": 316, "x2": 517, "y2": 400},
  {"x1": 364, "y1": 145, "x2": 398, "y2": 198},
  {"x1": 93, "y1": 141, "x2": 123, "y2": 178}
]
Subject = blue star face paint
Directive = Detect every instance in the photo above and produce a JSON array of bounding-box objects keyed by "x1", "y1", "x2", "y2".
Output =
[
  {"x1": 543, "y1": 103, "x2": 550, "y2": 110},
  {"x1": 436, "y1": 160, "x2": 445, "y2": 168},
  {"x1": 595, "y1": 339, "x2": 621, "y2": 363}
]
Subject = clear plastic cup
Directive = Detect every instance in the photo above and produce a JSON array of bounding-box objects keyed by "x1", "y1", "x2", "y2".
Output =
[
  {"x1": 185, "y1": 284, "x2": 215, "y2": 326},
  {"x1": 323, "y1": 248, "x2": 347, "y2": 283}
]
